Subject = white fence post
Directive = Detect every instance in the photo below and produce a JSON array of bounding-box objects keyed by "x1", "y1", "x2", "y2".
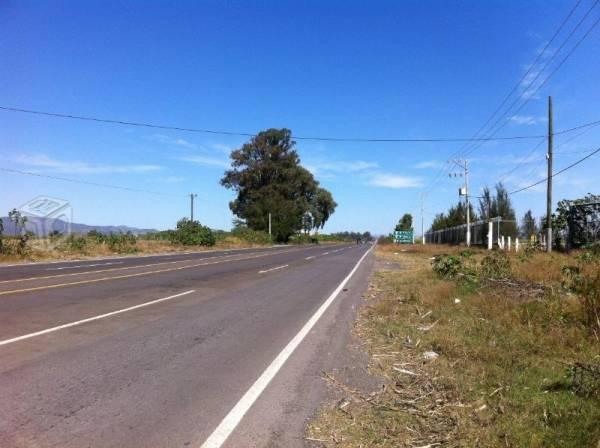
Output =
[
  {"x1": 488, "y1": 221, "x2": 493, "y2": 250},
  {"x1": 516, "y1": 238, "x2": 520, "y2": 252},
  {"x1": 508, "y1": 236, "x2": 512, "y2": 251},
  {"x1": 501, "y1": 235, "x2": 505, "y2": 250}
]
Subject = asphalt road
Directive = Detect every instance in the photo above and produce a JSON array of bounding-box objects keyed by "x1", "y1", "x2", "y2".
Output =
[{"x1": 0, "y1": 243, "x2": 374, "y2": 447}]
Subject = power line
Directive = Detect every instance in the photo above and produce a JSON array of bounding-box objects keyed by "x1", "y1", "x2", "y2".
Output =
[
  {"x1": 458, "y1": 0, "x2": 584, "y2": 155},
  {"x1": 0, "y1": 167, "x2": 187, "y2": 198},
  {"x1": 508, "y1": 145, "x2": 600, "y2": 195},
  {"x1": 462, "y1": 2, "x2": 600, "y2": 159},
  {"x1": 0, "y1": 105, "x2": 579, "y2": 144},
  {"x1": 409, "y1": 0, "x2": 591, "y2": 212},
  {"x1": 498, "y1": 116, "x2": 600, "y2": 183}
]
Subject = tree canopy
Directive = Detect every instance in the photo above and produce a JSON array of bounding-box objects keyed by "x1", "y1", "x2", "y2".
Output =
[
  {"x1": 220, "y1": 128, "x2": 337, "y2": 242},
  {"x1": 395, "y1": 213, "x2": 413, "y2": 231},
  {"x1": 478, "y1": 183, "x2": 518, "y2": 237},
  {"x1": 520, "y1": 209, "x2": 537, "y2": 239},
  {"x1": 430, "y1": 201, "x2": 477, "y2": 231}
]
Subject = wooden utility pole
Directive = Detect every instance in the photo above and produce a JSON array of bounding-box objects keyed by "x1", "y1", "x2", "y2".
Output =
[
  {"x1": 465, "y1": 160, "x2": 470, "y2": 247},
  {"x1": 546, "y1": 96, "x2": 553, "y2": 253}
]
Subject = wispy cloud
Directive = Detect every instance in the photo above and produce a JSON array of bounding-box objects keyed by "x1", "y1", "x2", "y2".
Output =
[
  {"x1": 518, "y1": 43, "x2": 554, "y2": 100},
  {"x1": 413, "y1": 160, "x2": 442, "y2": 169},
  {"x1": 149, "y1": 134, "x2": 197, "y2": 149},
  {"x1": 509, "y1": 115, "x2": 546, "y2": 126},
  {"x1": 305, "y1": 159, "x2": 378, "y2": 175},
  {"x1": 14, "y1": 153, "x2": 162, "y2": 174},
  {"x1": 211, "y1": 143, "x2": 234, "y2": 155},
  {"x1": 180, "y1": 155, "x2": 230, "y2": 169},
  {"x1": 368, "y1": 173, "x2": 422, "y2": 189}
]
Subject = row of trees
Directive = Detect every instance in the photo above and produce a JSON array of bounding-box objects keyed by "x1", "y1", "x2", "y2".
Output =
[
  {"x1": 221, "y1": 129, "x2": 337, "y2": 242},
  {"x1": 427, "y1": 183, "x2": 599, "y2": 248},
  {"x1": 429, "y1": 183, "x2": 519, "y2": 236}
]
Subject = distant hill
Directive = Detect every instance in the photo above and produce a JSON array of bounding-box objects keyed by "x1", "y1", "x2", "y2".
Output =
[{"x1": 0, "y1": 216, "x2": 156, "y2": 237}]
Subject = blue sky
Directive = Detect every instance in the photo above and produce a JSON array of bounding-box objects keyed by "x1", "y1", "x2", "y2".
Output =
[{"x1": 1, "y1": 1, "x2": 599, "y2": 235}]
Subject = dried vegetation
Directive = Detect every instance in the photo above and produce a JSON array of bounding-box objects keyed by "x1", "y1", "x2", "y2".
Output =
[{"x1": 307, "y1": 244, "x2": 600, "y2": 447}]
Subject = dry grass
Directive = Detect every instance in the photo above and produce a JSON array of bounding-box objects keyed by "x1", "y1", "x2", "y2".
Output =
[
  {"x1": 0, "y1": 236, "x2": 270, "y2": 264},
  {"x1": 307, "y1": 244, "x2": 600, "y2": 447}
]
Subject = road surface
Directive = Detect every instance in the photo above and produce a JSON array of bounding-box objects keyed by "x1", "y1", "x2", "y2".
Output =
[{"x1": 0, "y1": 243, "x2": 374, "y2": 447}]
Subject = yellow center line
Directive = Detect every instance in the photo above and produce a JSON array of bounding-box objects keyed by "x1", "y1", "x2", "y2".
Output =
[
  {"x1": 0, "y1": 249, "x2": 298, "y2": 285},
  {"x1": 0, "y1": 249, "x2": 299, "y2": 297}
]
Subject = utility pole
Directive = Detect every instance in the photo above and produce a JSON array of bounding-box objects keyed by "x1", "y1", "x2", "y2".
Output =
[
  {"x1": 190, "y1": 193, "x2": 197, "y2": 222},
  {"x1": 420, "y1": 193, "x2": 426, "y2": 245},
  {"x1": 450, "y1": 159, "x2": 470, "y2": 246},
  {"x1": 546, "y1": 96, "x2": 553, "y2": 253},
  {"x1": 268, "y1": 213, "x2": 272, "y2": 236}
]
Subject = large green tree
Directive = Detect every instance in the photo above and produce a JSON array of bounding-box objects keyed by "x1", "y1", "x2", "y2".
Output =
[
  {"x1": 220, "y1": 128, "x2": 336, "y2": 242},
  {"x1": 395, "y1": 213, "x2": 413, "y2": 231}
]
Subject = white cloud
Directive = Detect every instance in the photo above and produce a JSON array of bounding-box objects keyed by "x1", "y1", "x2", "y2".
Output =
[
  {"x1": 181, "y1": 155, "x2": 230, "y2": 169},
  {"x1": 413, "y1": 160, "x2": 442, "y2": 169},
  {"x1": 304, "y1": 159, "x2": 378, "y2": 175},
  {"x1": 368, "y1": 173, "x2": 422, "y2": 189},
  {"x1": 149, "y1": 134, "x2": 197, "y2": 149},
  {"x1": 509, "y1": 115, "x2": 546, "y2": 126},
  {"x1": 14, "y1": 153, "x2": 162, "y2": 174}
]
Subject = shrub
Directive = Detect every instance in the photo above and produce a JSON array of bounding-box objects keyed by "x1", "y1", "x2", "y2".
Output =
[
  {"x1": 87, "y1": 229, "x2": 107, "y2": 244},
  {"x1": 106, "y1": 232, "x2": 137, "y2": 253},
  {"x1": 63, "y1": 234, "x2": 88, "y2": 252},
  {"x1": 289, "y1": 233, "x2": 319, "y2": 245},
  {"x1": 562, "y1": 251, "x2": 600, "y2": 335},
  {"x1": 480, "y1": 251, "x2": 512, "y2": 279},
  {"x1": 432, "y1": 254, "x2": 464, "y2": 279},
  {"x1": 170, "y1": 218, "x2": 215, "y2": 246},
  {"x1": 231, "y1": 226, "x2": 273, "y2": 244}
]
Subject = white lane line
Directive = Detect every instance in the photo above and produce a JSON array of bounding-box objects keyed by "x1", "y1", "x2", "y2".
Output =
[
  {"x1": 45, "y1": 261, "x2": 124, "y2": 271},
  {"x1": 0, "y1": 290, "x2": 195, "y2": 347},
  {"x1": 305, "y1": 256, "x2": 315, "y2": 260},
  {"x1": 322, "y1": 252, "x2": 330, "y2": 255},
  {"x1": 200, "y1": 244, "x2": 375, "y2": 448},
  {"x1": 258, "y1": 265, "x2": 289, "y2": 274},
  {"x1": 0, "y1": 245, "x2": 281, "y2": 268}
]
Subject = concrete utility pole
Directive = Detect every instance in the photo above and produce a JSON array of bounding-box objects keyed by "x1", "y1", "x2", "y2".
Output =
[
  {"x1": 546, "y1": 96, "x2": 553, "y2": 253},
  {"x1": 420, "y1": 193, "x2": 426, "y2": 245},
  {"x1": 450, "y1": 159, "x2": 470, "y2": 246},
  {"x1": 190, "y1": 193, "x2": 197, "y2": 222},
  {"x1": 268, "y1": 213, "x2": 272, "y2": 236}
]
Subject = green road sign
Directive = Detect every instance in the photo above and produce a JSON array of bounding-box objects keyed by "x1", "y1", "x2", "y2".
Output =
[{"x1": 394, "y1": 230, "x2": 413, "y2": 244}]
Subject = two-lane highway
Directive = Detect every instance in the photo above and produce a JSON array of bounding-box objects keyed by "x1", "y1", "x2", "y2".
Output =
[{"x1": 0, "y1": 243, "x2": 374, "y2": 447}]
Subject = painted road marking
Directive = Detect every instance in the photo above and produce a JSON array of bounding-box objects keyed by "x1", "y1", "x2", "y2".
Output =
[
  {"x1": 0, "y1": 254, "x2": 243, "y2": 284},
  {"x1": 323, "y1": 252, "x2": 330, "y2": 255},
  {"x1": 0, "y1": 245, "x2": 281, "y2": 268},
  {"x1": 0, "y1": 290, "x2": 195, "y2": 347},
  {"x1": 0, "y1": 246, "x2": 317, "y2": 286},
  {"x1": 45, "y1": 261, "x2": 124, "y2": 271},
  {"x1": 258, "y1": 265, "x2": 289, "y2": 274},
  {"x1": 0, "y1": 249, "x2": 300, "y2": 296},
  {"x1": 305, "y1": 256, "x2": 315, "y2": 260},
  {"x1": 199, "y1": 243, "x2": 375, "y2": 448}
]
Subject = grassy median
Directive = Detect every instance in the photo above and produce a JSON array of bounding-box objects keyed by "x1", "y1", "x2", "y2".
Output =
[{"x1": 308, "y1": 244, "x2": 600, "y2": 447}]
